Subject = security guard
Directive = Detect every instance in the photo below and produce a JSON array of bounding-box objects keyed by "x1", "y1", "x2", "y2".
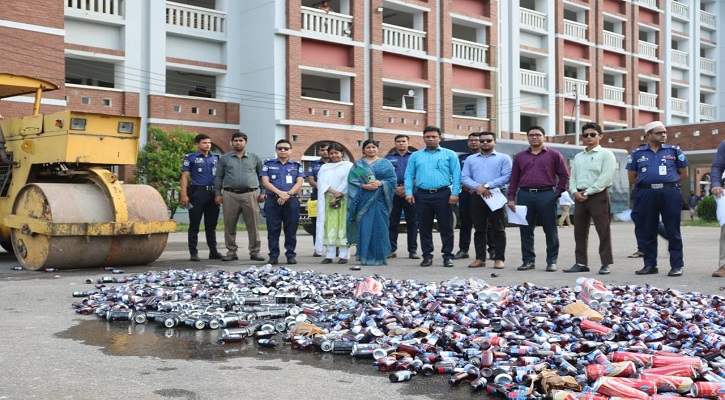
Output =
[
  {"x1": 307, "y1": 142, "x2": 330, "y2": 256},
  {"x1": 261, "y1": 139, "x2": 304, "y2": 265},
  {"x1": 626, "y1": 121, "x2": 689, "y2": 277},
  {"x1": 180, "y1": 134, "x2": 222, "y2": 261}
]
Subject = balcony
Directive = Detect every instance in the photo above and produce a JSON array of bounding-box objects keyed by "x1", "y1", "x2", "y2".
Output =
[
  {"x1": 701, "y1": 57, "x2": 716, "y2": 75},
  {"x1": 520, "y1": 8, "x2": 546, "y2": 33},
  {"x1": 670, "y1": 49, "x2": 688, "y2": 68},
  {"x1": 564, "y1": 77, "x2": 588, "y2": 98},
  {"x1": 563, "y1": 20, "x2": 587, "y2": 41},
  {"x1": 671, "y1": 98, "x2": 688, "y2": 115},
  {"x1": 638, "y1": 0, "x2": 658, "y2": 9},
  {"x1": 639, "y1": 92, "x2": 658, "y2": 110},
  {"x1": 383, "y1": 24, "x2": 426, "y2": 52},
  {"x1": 603, "y1": 85, "x2": 624, "y2": 103},
  {"x1": 166, "y1": 2, "x2": 225, "y2": 34},
  {"x1": 670, "y1": 1, "x2": 688, "y2": 20},
  {"x1": 700, "y1": 10, "x2": 716, "y2": 30},
  {"x1": 603, "y1": 31, "x2": 624, "y2": 50},
  {"x1": 452, "y1": 38, "x2": 488, "y2": 65},
  {"x1": 700, "y1": 103, "x2": 716, "y2": 120},
  {"x1": 638, "y1": 41, "x2": 658, "y2": 59},
  {"x1": 66, "y1": 0, "x2": 123, "y2": 18},
  {"x1": 520, "y1": 70, "x2": 547, "y2": 92},
  {"x1": 301, "y1": 6, "x2": 352, "y2": 38}
]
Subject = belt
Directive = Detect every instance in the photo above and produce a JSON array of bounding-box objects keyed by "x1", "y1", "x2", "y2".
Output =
[
  {"x1": 417, "y1": 186, "x2": 449, "y2": 194},
  {"x1": 190, "y1": 185, "x2": 214, "y2": 191},
  {"x1": 520, "y1": 187, "x2": 554, "y2": 193},
  {"x1": 638, "y1": 183, "x2": 678, "y2": 189},
  {"x1": 223, "y1": 187, "x2": 257, "y2": 194},
  {"x1": 269, "y1": 193, "x2": 298, "y2": 198}
]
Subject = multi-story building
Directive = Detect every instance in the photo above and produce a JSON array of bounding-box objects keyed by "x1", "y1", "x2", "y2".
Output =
[{"x1": 0, "y1": 0, "x2": 722, "y2": 170}]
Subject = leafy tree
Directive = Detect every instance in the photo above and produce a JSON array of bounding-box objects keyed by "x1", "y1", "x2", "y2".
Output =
[
  {"x1": 130, "y1": 126, "x2": 197, "y2": 218},
  {"x1": 697, "y1": 195, "x2": 717, "y2": 223}
]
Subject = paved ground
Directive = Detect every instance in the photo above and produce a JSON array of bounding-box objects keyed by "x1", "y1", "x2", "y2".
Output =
[{"x1": 0, "y1": 222, "x2": 722, "y2": 399}]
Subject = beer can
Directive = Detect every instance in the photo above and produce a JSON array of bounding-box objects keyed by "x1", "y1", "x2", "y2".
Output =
[
  {"x1": 692, "y1": 381, "x2": 725, "y2": 397},
  {"x1": 591, "y1": 377, "x2": 650, "y2": 399},
  {"x1": 579, "y1": 319, "x2": 615, "y2": 340},
  {"x1": 610, "y1": 351, "x2": 653, "y2": 367},
  {"x1": 603, "y1": 377, "x2": 657, "y2": 395},
  {"x1": 638, "y1": 373, "x2": 694, "y2": 393},
  {"x1": 585, "y1": 361, "x2": 637, "y2": 381},
  {"x1": 643, "y1": 364, "x2": 697, "y2": 378},
  {"x1": 652, "y1": 355, "x2": 703, "y2": 371}
]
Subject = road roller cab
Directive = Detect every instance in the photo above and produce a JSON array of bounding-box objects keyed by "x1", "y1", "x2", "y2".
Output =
[{"x1": 0, "y1": 74, "x2": 176, "y2": 270}]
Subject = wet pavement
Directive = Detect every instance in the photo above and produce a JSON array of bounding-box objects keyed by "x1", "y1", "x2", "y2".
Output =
[{"x1": 1, "y1": 222, "x2": 724, "y2": 399}]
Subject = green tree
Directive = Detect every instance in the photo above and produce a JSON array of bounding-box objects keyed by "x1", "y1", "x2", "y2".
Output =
[
  {"x1": 697, "y1": 195, "x2": 717, "y2": 223},
  {"x1": 131, "y1": 126, "x2": 196, "y2": 218}
]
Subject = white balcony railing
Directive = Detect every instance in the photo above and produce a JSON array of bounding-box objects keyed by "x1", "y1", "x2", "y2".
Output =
[
  {"x1": 701, "y1": 57, "x2": 716, "y2": 75},
  {"x1": 382, "y1": 23, "x2": 426, "y2": 52},
  {"x1": 639, "y1": 92, "x2": 658, "y2": 109},
  {"x1": 639, "y1": 41, "x2": 658, "y2": 59},
  {"x1": 603, "y1": 31, "x2": 624, "y2": 50},
  {"x1": 564, "y1": 77, "x2": 588, "y2": 98},
  {"x1": 638, "y1": 0, "x2": 658, "y2": 9},
  {"x1": 166, "y1": 2, "x2": 225, "y2": 33},
  {"x1": 452, "y1": 38, "x2": 488, "y2": 65},
  {"x1": 563, "y1": 20, "x2": 587, "y2": 41},
  {"x1": 520, "y1": 70, "x2": 547, "y2": 91},
  {"x1": 700, "y1": 10, "x2": 716, "y2": 30},
  {"x1": 700, "y1": 103, "x2": 716, "y2": 119},
  {"x1": 671, "y1": 98, "x2": 688, "y2": 115},
  {"x1": 670, "y1": 1, "x2": 688, "y2": 20},
  {"x1": 520, "y1": 8, "x2": 546, "y2": 32},
  {"x1": 66, "y1": 0, "x2": 123, "y2": 17},
  {"x1": 301, "y1": 6, "x2": 352, "y2": 38},
  {"x1": 603, "y1": 85, "x2": 624, "y2": 103},
  {"x1": 671, "y1": 49, "x2": 688, "y2": 68}
]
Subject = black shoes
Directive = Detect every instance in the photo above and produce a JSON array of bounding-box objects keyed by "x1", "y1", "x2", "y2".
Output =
[
  {"x1": 635, "y1": 266, "x2": 659, "y2": 275},
  {"x1": 313, "y1": 252, "x2": 322, "y2": 257},
  {"x1": 517, "y1": 262, "x2": 535, "y2": 271},
  {"x1": 443, "y1": 259, "x2": 454, "y2": 268},
  {"x1": 250, "y1": 253, "x2": 265, "y2": 261},
  {"x1": 321, "y1": 258, "x2": 333, "y2": 264},
  {"x1": 546, "y1": 264, "x2": 557, "y2": 272},
  {"x1": 409, "y1": 253, "x2": 421, "y2": 259},
  {"x1": 387, "y1": 252, "x2": 397, "y2": 259},
  {"x1": 287, "y1": 257, "x2": 297, "y2": 264},
  {"x1": 337, "y1": 259, "x2": 348, "y2": 264},
  {"x1": 190, "y1": 254, "x2": 201, "y2": 262},
  {"x1": 453, "y1": 251, "x2": 469, "y2": 260},
  {"x1": 598, "y1": 265, "x2": 611, "y2": 275},
  {"x1": 209, "y1": 252, "x2": 223, "y2": 260},
  {"x1": 563, "y1": 263, "x2": 590, "y2": 273},
  {"x1": 668, "y1": 266, "x2": 683, "y2": 277},
  {"x1": 420, "y1": 258, "x2": 433, "y2": 267},
  {"x1": 268, "y1": 257, "x2": 278, "y2": 265},
  {"x1": 221, "y1": 254, "x2": 238, "y2": 261}
]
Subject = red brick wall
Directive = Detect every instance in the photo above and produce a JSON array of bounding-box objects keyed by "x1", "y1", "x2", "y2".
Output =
[{"x1": 147, "y1": 95, "x2": 239, "y2": 125}]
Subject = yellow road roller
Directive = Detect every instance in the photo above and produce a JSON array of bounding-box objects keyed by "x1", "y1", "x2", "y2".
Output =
[{"x1": 0, "y1": 74, "x2": 176, "y2": 270}]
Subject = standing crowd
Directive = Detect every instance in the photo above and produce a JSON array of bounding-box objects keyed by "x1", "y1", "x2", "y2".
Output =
[{"x1": 180, "y1": 120, "x2": 701, "y2": 277}]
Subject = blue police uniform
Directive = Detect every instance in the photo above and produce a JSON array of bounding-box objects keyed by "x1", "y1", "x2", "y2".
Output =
[
  {"x1": 261, "y1": 158, "x2": 304, "y2": 259},
  {"x1": 457, "y1": 152, "x2": 475, "y2": 255},
  {"x1": 626, "y1": 144, "x2": 689, "y2": 269},
  {"x1": 385, "y1": 151, "x2": 418, "y2": 256},
  {"x1": 182, "y1": 151, "x2": 220, "y2": 257}
]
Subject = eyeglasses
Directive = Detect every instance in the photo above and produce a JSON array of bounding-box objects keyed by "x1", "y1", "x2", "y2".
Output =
[
  {"x1": 527, "y1": 134, "x2": 543, "y2": 137},
  {"x1": 581, "y1": 133, "x2": 599, "y2": 138},
  {"x1": 480, "y1": 139, "x2": 494, "y2": 143},
  {"x1": 276, "y1": 147, "x2": 291, "y2": 151},
  {"x1": 651, "y1": 131, "x2": 668, "y2": 136}
]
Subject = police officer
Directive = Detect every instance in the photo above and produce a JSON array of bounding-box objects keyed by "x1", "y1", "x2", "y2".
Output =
[
  {"x1": 180, "y1": 134, "x2": 222, "y2": 261},
  {"x1": 261, "y1": 139, "x2": 304, "y2": 265},
  {"x1": 626, "y1": 121, "x2": 689, "y2": 277},
  {"x1": 307, "y1": 142, "x2": 330, "y2": 257},
  {"x1": 385, "y1": 135, "x2": 419, "y2": 259}
]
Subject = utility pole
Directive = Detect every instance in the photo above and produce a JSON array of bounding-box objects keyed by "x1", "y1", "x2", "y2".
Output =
[{"x1": 574, "y1": 86, "x2": 581, "y2": 146}]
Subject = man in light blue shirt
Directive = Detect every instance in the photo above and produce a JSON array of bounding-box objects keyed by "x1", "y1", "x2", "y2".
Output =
[
  {"x1": 404, "y1": 126, "x2": 461, "y2": 267},
  {"x1": 461, "y1": 131, "x2": 512, "y2": 269}
]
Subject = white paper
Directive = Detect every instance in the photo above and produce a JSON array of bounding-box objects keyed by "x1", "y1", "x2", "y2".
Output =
[
  {"x1": 505, "y1": 205, "x2": 529, "y2": 225},
  {"x1": 614, "y1": 209, "x2": 632, "y2": 222},
  {"x1": 482, "y1": 188, "x2": 507, "y2": 211},
  {"x1": 717, "y1": 196, "x2": 725, "y2": 226}
]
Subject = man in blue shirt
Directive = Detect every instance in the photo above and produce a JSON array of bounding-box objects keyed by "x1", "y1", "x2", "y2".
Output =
[
  {"x1": 385, "y1": 135, "x2": 420, "y2": 260},
  {"x1": 307, "y1": 142, "x2": 330, "y2": 257},
  {"x1": 180, "y1": 134, "x2": 221, "y2": 261},
  {"x1": 461, "y1": 131, "x2": 511, "y2": 269},
  {"x1": 626, "y1": 121, "x2": 689, "y2": 277},
  {"x1": 404, "y1": 126, "x2": 461, "y2": 267},
  {"x1": 261, "y1": 139, "x2": 305, "y2": 265},
  {"x1": 710, "y1": 140, "x2": 725, "y2": 277}
]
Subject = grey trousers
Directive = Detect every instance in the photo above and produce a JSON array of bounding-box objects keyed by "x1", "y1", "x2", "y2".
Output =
[{"x1": 222, "y1": 191, "x2": 261, "y2": 255}]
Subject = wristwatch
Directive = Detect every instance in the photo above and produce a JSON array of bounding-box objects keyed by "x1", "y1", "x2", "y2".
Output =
[{"x1": 484, "y1": 184, "x2": 490, "y2": 189}]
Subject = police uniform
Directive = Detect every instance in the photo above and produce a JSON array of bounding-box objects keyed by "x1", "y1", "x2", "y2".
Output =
[
  {"x1": 307, "y1": 158, "x2": 326, "y2": 248},
  {"x1": 261, "y1": 158, "x2": 304, "y2": 260},
  {"x1": 626, "y1": 143, "x2": 689, "y2": 270},
  {"x1": 385, "y1": 150, "x2": 418, "y2": 257},
  {"x1": 182, "y1": 151, "x2": 220, "y2": 257}
]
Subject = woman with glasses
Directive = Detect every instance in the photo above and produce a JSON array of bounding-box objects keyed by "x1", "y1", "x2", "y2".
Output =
[
  {"x1": 316, "y1": 143, "x2": 353, "y2": 264},
  {"x1": 347, "y1": 140, "x2": 397, "y2": 265}
]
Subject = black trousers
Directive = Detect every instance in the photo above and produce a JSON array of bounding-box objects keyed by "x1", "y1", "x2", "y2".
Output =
[
  {"x1": 415, "y1": 188, "x2": 454, "y2": 260},
  {"x1": 187, "y1": 190, "x2": 220, "y2": 255},
  {"x1": 470, "y1": 195, "x2": 506, "y2": 261}
]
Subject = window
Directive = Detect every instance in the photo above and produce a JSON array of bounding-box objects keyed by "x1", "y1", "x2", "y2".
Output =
[
  {"x1": 452, "y1": 94, "x2": 488, "y2": 119},
  {"x1": 81, "y1": 97, "x2": 91, "y2": 105},
  {"x1": 102, "y1": 99, "x2": 112, "y2": 107},
  {"x1": 382, "y1": 85, "x2": 424, "y2": 111},
  {"x1": 302, "y1": 75, "x2": 343, "y2": 102},
  {"x1": 166, "y1": 70, "x2": 216, "y2": 98}
]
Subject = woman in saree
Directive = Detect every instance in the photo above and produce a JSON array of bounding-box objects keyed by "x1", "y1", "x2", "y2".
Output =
[
  {"x1": 316, "y1": 143, "x2": 354, "y2": 264},
  {"x1": 347, "y1": 139, "x2": 397, "y2": 265}
]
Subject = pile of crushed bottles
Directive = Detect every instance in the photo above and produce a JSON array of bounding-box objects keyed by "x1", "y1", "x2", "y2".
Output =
[{"x1": 72, "y1": 266, "x2": 725, "y2": 399}]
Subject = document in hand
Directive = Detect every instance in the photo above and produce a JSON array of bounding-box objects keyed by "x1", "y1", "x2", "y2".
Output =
[
  {"x1": 717, "y1": 196, "x2": 725, "y2": 226},
  {"x1": 505, "y1": 205, "x2": 528, "y2": 225},
  {"x1": 482, "y1": 188, "x2": 507, "y2": 211}
]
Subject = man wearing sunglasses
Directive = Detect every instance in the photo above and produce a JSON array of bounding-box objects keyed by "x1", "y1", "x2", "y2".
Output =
[
  {"x1": 626, "y1": 121, "x2": 689, "y2": 277},
  {"x1": 261, "y1": 139, "x2": 305, "y2": 265},
  {"x1": 563, "y1": 123, "x2": 616, "y2": 275}
]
